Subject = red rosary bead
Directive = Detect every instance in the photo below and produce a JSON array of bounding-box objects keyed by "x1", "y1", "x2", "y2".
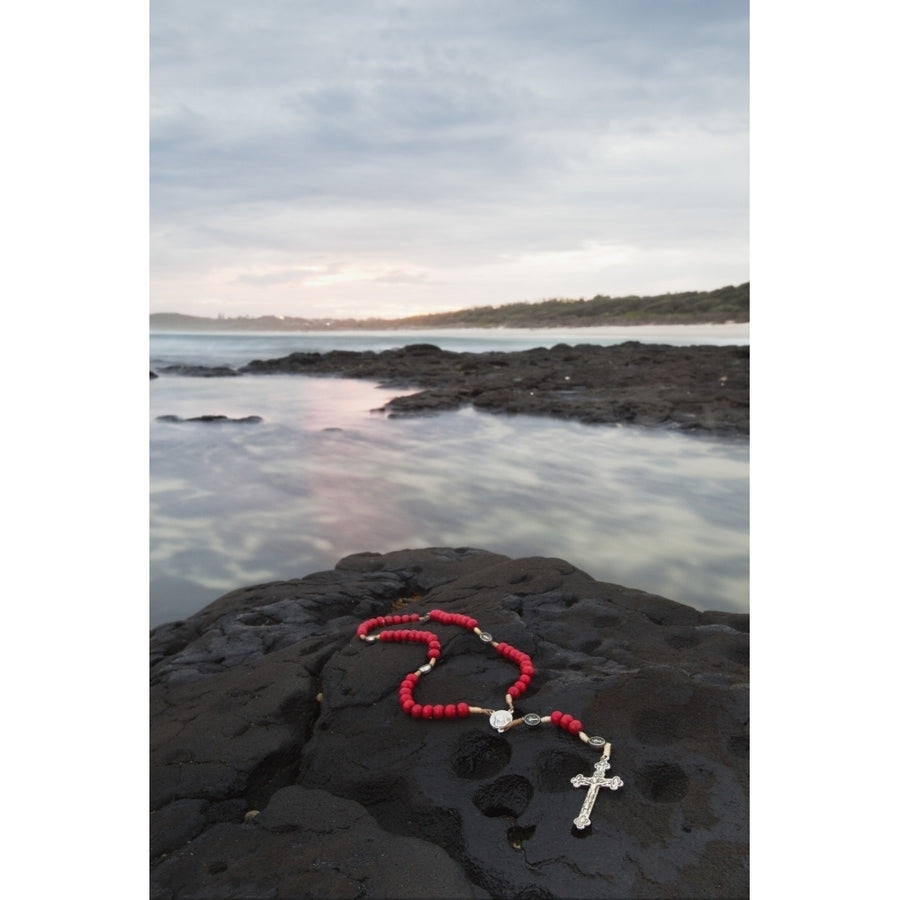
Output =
[
  {"x1": 547, "y1": 710, "x2": 584, "y2": 735},
  {"x1": 363, "y1": 611, "x2": 602, "y2": 744},
  {"x1": 428, "y1": 610, "x2": 479, "y2": 630},
  {"x1": 357, "y1": 617, "x2": 380, "y2": 638}
]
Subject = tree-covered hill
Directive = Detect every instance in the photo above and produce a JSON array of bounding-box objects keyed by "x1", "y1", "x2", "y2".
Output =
[
  {"x1": 397, "y1": 283, "x2": 748, "y2": 328},
  {"x1": 150, "y1": 283, "x2": 748, "y2": 331}
]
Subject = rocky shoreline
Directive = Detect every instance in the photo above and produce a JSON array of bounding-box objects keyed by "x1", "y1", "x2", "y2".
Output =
[
  {"x1": 150, "y1": 547, "x2": 749, "y2": 899},
  {"x1": 153, "y1": 342, "x2": 749, "y2": 437}
]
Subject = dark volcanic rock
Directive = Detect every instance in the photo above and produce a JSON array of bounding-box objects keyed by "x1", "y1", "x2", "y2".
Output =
[
  {"x1": 158, "y1": 364, "x2": 241, "y2": 377},
  {"x1": 235, "y1": 342, "x2": 749, "y2": 436},
  {"x1": 151, "y1": 547, "x2": 748, "y2": 899},
  {"x1": 156, "y1": 414, "x2": 263, "y2": 424}
]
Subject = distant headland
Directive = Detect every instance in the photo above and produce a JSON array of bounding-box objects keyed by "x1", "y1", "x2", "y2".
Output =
[{"x1": 150, "y1": 283, "x2": 749, "y2": 332}]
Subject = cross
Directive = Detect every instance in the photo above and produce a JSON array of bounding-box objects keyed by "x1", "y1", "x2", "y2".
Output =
[{"x1": 570, "y1": 756, "x2": 623, "y2": 830}]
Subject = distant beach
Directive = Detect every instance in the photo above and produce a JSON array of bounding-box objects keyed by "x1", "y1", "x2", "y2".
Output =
[{"x1": 576, "y1": 322, "x2": 749, "y2": 340}]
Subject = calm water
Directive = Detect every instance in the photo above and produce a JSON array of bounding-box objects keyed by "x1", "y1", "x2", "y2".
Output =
[
  {"x1": 149, "y1": 324, "x2": 749, "y2": 369},
  {"x1": 150, "y1": 329, "x2": 749, "y2": 627}
]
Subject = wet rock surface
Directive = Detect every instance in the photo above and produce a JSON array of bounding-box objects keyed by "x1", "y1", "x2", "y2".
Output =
[
  {"x1": 150, "y1": 547, "x2": 749, "y2": 899},
  {"x1": 157, "y1": 364, "x2": 242, "y2": 377},
  {"x1": 153, "y1": 342, "x2": 749, "y2": 436},
  {"x1": 155, "y1": 414, "x2": 263, "y2": 424}
]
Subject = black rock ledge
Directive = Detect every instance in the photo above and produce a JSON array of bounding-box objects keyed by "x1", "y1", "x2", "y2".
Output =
[
  {"x1": 150, "y1": 547, "x2": 749, "y2": 899},
  {"x1": 152, "y1": 342, "x2": 749, "y2": 436}
]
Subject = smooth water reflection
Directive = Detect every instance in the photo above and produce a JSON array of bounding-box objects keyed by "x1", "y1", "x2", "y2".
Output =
[{"x1": 150, "y1": 373, "x2": 748, "y2": 627}]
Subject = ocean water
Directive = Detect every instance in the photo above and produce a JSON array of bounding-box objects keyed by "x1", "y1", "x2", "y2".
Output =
[
  {"x1": 149, "y1": 324, "x2": 748, "y2": 369},
  {"x1": 150, "y1": 328, "x2": 749, "y2": 627}
]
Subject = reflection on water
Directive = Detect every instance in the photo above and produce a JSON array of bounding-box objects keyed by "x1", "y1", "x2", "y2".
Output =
[{"x1": 150, "y1": 372, "x2": 748, "y2": 627}]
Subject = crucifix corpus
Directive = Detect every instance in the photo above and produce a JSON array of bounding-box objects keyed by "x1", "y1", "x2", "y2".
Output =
[{"x1": 570, "y1": 744, "x2": 624, "y2": 830}]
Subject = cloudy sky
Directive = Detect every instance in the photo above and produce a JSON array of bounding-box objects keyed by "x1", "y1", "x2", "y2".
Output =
[{"x1": 150, "y1": 0, "x2": 748, "y2": 319}]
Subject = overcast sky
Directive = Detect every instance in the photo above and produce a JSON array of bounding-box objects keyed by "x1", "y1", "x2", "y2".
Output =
[{"x1": 150, "y1": 0, "x2": 748, "y2": 319}]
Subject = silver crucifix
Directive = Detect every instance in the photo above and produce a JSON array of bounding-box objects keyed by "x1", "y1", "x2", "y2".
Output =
[{"x1": 570, "y1": 752, "x2": 623, "y2": 830}]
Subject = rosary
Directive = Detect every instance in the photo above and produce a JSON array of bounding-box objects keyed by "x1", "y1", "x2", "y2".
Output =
[{"x1": 357, "y1": 607, "x2": 624, "y2": 832}]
